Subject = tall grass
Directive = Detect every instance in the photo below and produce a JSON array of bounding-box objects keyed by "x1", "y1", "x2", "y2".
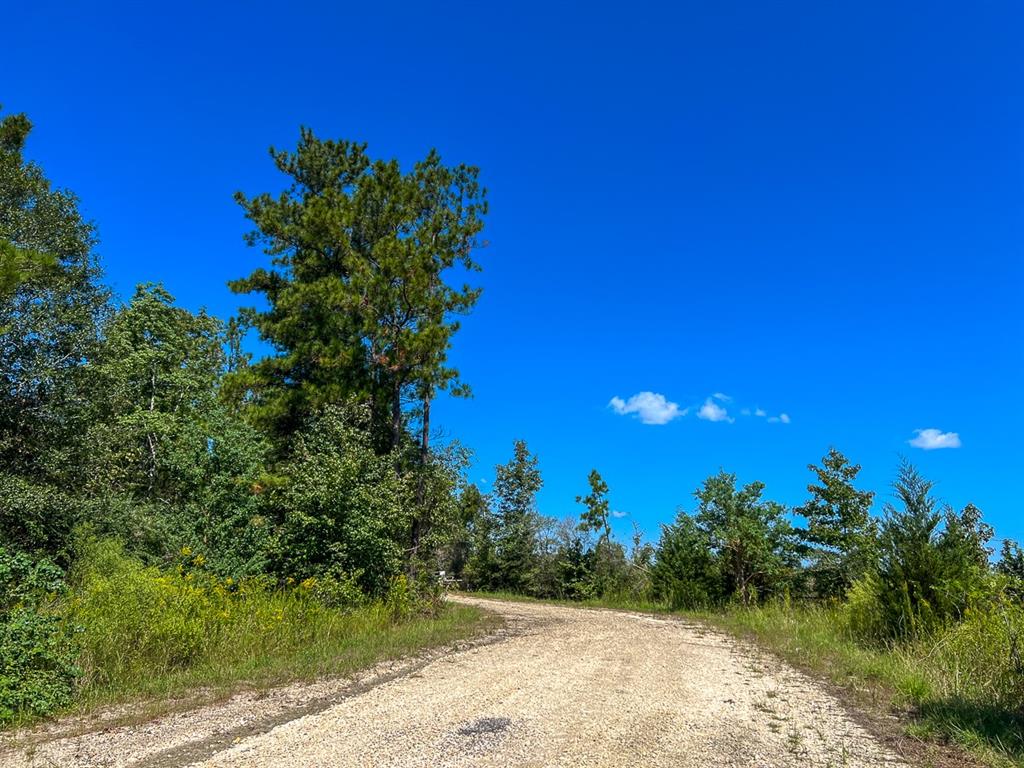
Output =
[
  {"x1": 55, "y1": 541, "x2": 492, "y2": 716},
  {"x1": 693, "y1": 601, "x2": 1024, "y2": 767}
]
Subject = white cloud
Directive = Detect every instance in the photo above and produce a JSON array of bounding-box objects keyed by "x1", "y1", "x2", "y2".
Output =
[
  {"x1": 712, "y1": 392, "x2": 731, "y2": 402},
  {"x1": 909, "y1": 428, "x2": 961, "y2": 450},
  {"x1": 611, "y1": 509, "x2": 628, "y2": 519},
  {"x1": 609, "y1": 392, "x2": 685, "y2": 425},
  {"x1": 697, "y1": 397, "x2": 733, "y2": 423},
  {"x1": 754, "y1": 407, "x2": 767, "y2": 418},
  {"x1": 740, "y1": 408, "x2": 751, "y2": 416},
  {"x1": 779, "y1": 413, "x2": 790, "y2": 424}
]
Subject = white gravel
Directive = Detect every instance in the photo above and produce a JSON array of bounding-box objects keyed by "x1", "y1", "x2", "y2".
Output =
[{"x1": 1, "y1": 596, "x2": 911, "y2": 768}]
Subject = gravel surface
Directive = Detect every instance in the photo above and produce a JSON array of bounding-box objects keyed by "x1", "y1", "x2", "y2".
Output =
[{"x1": 1, "y1": 596, "x2": 911, "y2": 768}]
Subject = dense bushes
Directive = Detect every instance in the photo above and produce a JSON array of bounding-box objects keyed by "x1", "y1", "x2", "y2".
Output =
[
  {"x1": 271, "y1": 406, "x2": 413, "y2": 596},
  {"x1": 0, "y1": 548, "x2": 77, "y2": 725}
]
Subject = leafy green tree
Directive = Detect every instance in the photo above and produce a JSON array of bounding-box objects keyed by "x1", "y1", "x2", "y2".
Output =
[
  {"x1": 0, "y1": 107, "x2": 109, "y2": 558},
  {"x1": 230, "y1": 130, "x2": 486, "y2": 453},
  {"x1": 272, "y1": 404, "x2": 413, "y2": 596},
  {"x1": 441, "y1": 483, "x2": 488, "y2": 582},
  {"x1": 491, "y1": 440, "x2": 543, "y2": 593},
  {"x1": 796, "y1": 448, "x2": 876, "y2": 600},
  {"x1": 572, "y1": 471, "x2": 631, "y2": 597},
  {"x1": 694, "y1": 471, "x2": 797, "y2": 606},
  {"x1": 84, "y1": 284, "x2": 268, "y2": 570},
  {"x1": 460, "y1": 485, "x2": 501, "y2": 590},
  {"x1": 87, "y1": 285, "x2": 224, "y2": 499}
]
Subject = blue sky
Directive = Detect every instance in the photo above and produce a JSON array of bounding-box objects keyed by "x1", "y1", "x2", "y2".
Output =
[{"x1": 5, "y1": 2, "x2": 1022, "y2": 544}]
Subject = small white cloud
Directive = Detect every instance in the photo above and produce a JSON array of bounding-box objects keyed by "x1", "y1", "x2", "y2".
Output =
[
  {"x1": 712, "y1": 392, "x2": 732, "y2": 402},
  {"x1": 909, "y1": 428, "x2": 961, "y2": 450},
  {"x1": 609, "y1": 392, "x2": 685, "y2": 425},
  {"x1": 779, "y1": 413, "x2": 791, "y2": 424},
  {"x1": 754, "y1": 407, "x2": 767, "y2": 418},
  {"x1": 697, "y1": 397, "x2": 733, "y2": 423},
  {"x1": 611, "y1": 509, "x2": 628, "y2": 519},
  {"x1": 740, "y1": 408, "x2": 751, "y2": 416}
]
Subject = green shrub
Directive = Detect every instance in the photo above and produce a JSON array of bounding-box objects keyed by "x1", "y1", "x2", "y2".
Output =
[
  {"x1": 0, "y1": 547, "x2": 78, "y2": 725},
  {"x1": 273, "y1": 406, "x2": 412, "y2": 597}
]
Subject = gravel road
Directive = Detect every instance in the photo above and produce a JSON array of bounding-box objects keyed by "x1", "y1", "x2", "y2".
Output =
[{"x1": 2, "y1": 596, "x2": 911, "y2": 768}]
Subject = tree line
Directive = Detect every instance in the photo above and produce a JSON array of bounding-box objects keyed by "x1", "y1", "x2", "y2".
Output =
[
  {"x1": 1, "y1": 108, "x2": 487, "y2": 587},
  {"x1": 447, "y1": 442, "x2": 1024, "y2": 643}
]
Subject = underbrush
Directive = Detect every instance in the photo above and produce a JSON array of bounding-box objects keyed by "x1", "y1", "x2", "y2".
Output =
[{"x1": 2, "y1": 541, "x2": 491, "y2": 727}]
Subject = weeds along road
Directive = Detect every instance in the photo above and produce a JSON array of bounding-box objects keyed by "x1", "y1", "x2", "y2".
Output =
[{"x1": 4, "y1": 596, "x2": 909, "y2": 768}]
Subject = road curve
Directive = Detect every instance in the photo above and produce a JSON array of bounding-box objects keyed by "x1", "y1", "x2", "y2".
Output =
[{"x1": 3, "y1": 596, "x2": 909, "y2": 767}]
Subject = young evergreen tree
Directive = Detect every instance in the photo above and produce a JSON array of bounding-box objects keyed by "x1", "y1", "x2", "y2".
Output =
[
  {"x1": 651, "y1": 511, "x2": 721, "y2": 609},
  {"x1": 576, "y1": 469, "x2": 611, "y2": 543},
  {"x1": 491, "y1": 440, "x2": 543, "y2": 593},
  {"x1": 872, "y1": 461, "x2": 992, "y2": 638},
  {"x1": 796, "y1": 448, "x2": 876, "y2": 600},
  {"x1": 997, "y1": 540, "x2": 1024, "y2": 600}
]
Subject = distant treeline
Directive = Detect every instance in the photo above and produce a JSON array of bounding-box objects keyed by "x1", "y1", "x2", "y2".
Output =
[{"x1": 451, "y1": 440, "x2": 1023, "y2": 643}]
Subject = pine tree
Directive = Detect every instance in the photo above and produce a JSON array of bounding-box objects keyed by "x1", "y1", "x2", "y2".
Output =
[{"x1": 797, "y1": 448, "x2": 876, "y2": 599}]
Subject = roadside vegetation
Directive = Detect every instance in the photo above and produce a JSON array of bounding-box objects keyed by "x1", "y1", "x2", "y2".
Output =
[
  {"x1": 0, "y1": 106, "x2": 491, "y2": 727},
  {"x1": 451, "y1": 447, "x2": 1024, "y2": 766}
]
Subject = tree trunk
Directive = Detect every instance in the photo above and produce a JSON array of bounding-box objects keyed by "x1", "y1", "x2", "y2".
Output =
[{"x1": 409, "y1": 392, "x2": 431, "y2": 569}]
